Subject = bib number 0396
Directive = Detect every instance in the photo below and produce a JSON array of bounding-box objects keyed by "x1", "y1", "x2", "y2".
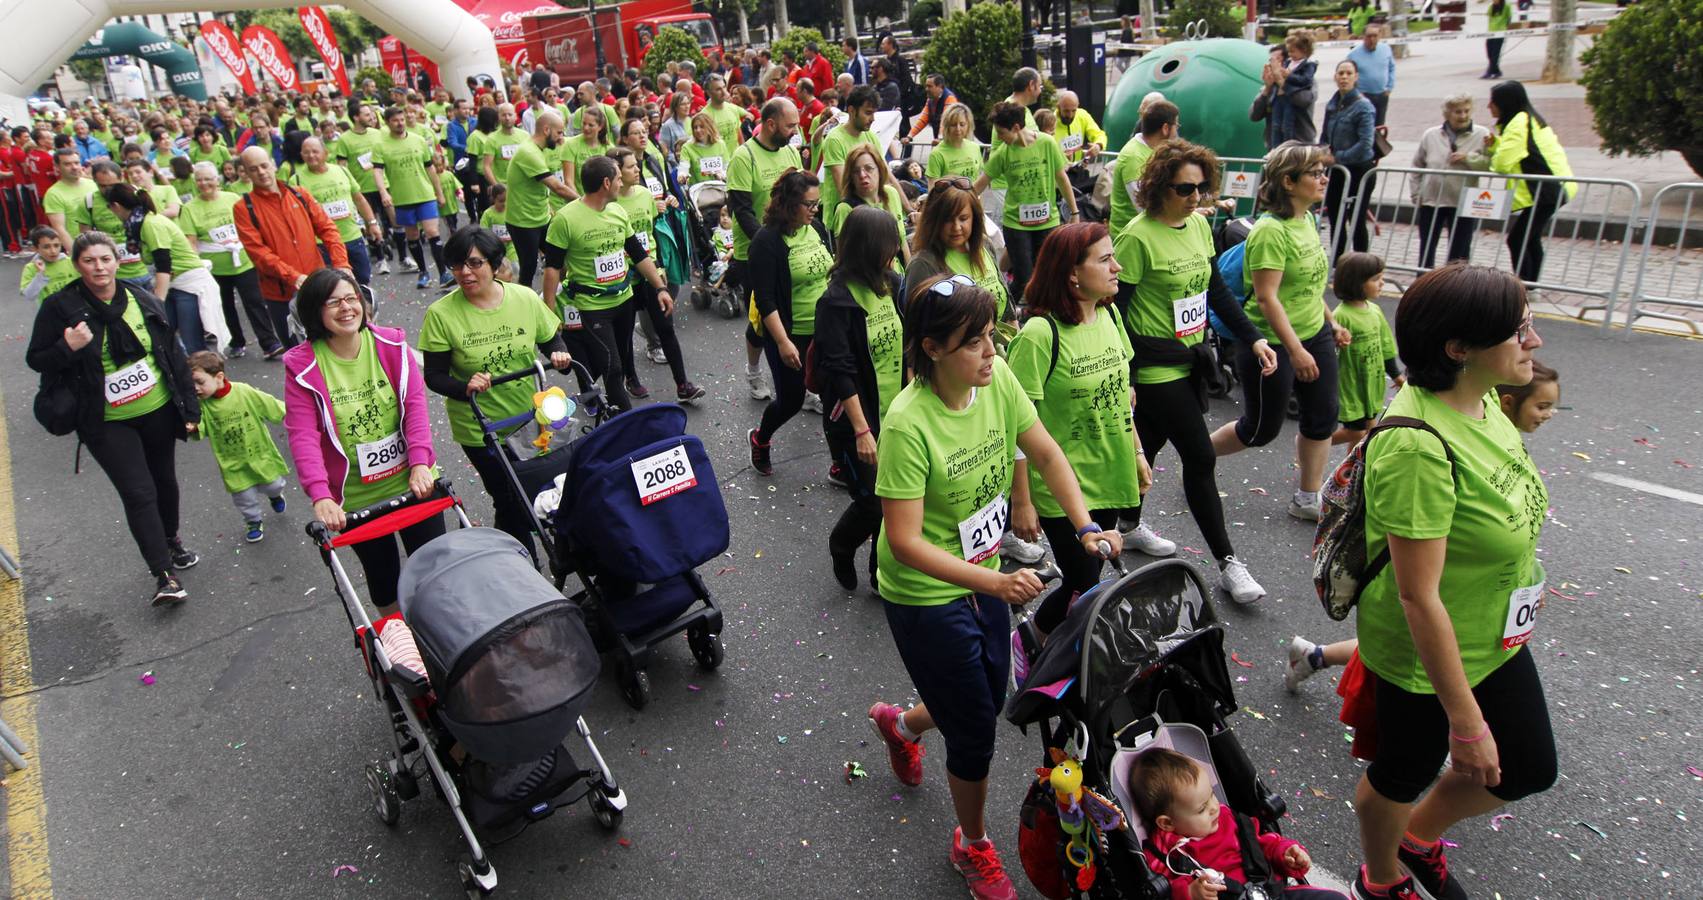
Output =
[{"x1": 630, "y1": 445, "x2": 697, "y2": 505}]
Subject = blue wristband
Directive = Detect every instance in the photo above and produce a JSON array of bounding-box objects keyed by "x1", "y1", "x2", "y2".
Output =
[{"x1": 1075, "y1": 522, "x2": 1103, "y2": 539}]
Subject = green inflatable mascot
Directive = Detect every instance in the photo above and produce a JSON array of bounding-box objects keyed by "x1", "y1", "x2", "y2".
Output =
[{"x1": 1104, "y1": 39, "x2": 1270, "y2": 160}]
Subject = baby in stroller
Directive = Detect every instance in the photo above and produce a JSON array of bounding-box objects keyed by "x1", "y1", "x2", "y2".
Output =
[{"x1": 1128, "y1": 748, "x2": 1344, "y2": 900}]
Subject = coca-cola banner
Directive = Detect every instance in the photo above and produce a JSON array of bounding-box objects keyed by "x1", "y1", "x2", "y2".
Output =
[
  {"x1": 240, "y1": 24, "x2": 299, "y2": 92},
  {"x1": 199, "y1": 20, "x2": 257, "y2": 95},
  {"x1": 297, "y1": 7, "x2": 351, "y2": 96}
]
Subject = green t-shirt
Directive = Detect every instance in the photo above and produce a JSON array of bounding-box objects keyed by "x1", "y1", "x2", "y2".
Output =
[
  {"x1": 1007, "y1": 308, "x2": 1139, "y2": 517},
  {"x1": 478, "y1": 128, "x2": 527, "y2": 184},
  {"x1": 544, "y1": 199, "x2": 636, "y2": 311},
  {"x1": 830, "y1": 187, "x2": 908, "y2": 276},
  {"x1": 848, "y1": 282, "x2": 904, "y2": 422},
  {"x1": 680, "y1": 138, "x2": 731, "y2": 184},
  {"x1": 1115, "y1": 212, "x2": 1215, "y2": 385},
  {"x1": 289, "y1": 165, "x2": 364, "y2": 244},
  {"x1": 171, "y1": 176, "x2": 197, "y2": 205},
  {"x1": 20, "y1": 256, "x2": 78, "y2": 303},
  {"x1": 815, "y1": 125, "x2": 884, "y2": 219},
  {"x1": 314, "y1": 330, "x2": 411, "y2": 510},
  {"x1": 140, "y1": 213, "x2": 205, "y2": 278},
  {"x1": 570, "y1": 104, "x2": 622, "y2": 139},
  {"x1": 1333, "y1": 301, "x2": 1398, "y2": 423},
  {"x1": 558, "y1": 135, "x2": 609, "y2": 196},
  {"x1": 189, "y1": 142, "x2": 232, "y2": 170},
  {"x1": 65, "y1": 182, "x2": 150, "y2": 280},
  {"x1": 504, "y1": 138, "x2": 555, "y2": 229},
  {"x1": 943, "y1": 247, "x2": 1008, "y2": 320},
  {"x1": 374, "y1": 131, "x2": 435, "y2": 206},
  {"x1": 985, "y1": 134, "x2": 1067, "y2": 231},
  {"x1": 99, "y1": 293, "x2": 170, "y2": 421},
  {"x1": 418, "y1": 282, "x2": 563, "y2": 447},
  {"x1": 197, "y1": 380, "x2": 289, "y2": 493},
  {"x1": 703, "y1": 101, "x2": 748, "y2": 148},
  {"x1": 228, "y1": 181, "x2": 253, "y2": 195},
  {"x1": 925, "y1": 141, "x2": 985, "y2": 183},
  {"x1": 43, "y1": 178, "x2": 95, "y2": 233},
  {"x1": 616, "y1": 185, "x2": 659, "y2": 255},
  {"x1": 147, "y1": 184, "x2": 179, "y2": 215},
  {"x1": 1109, "y1": 136, "x2": 1155, "y2": 233},
  {"x1": 1358, "y1": 385, "x2": 1548, "y2": 694},
  {"x1": 440, "y1": 178, "x2": 461, "y2": 215},
  {"x1": 726, "y1": 138, "x2": 802, "y2": 260},
  {"x1": 782, "y1": 224, "x2": 834, "y2": 337},
  {"x1": 334, "y1": 127, "x2": 384, "y2": 193},
  {"x1": 874, "y1": 357, "x2": 1039, "y2": 605},
  {"x1": 180, "y1": 192, "x2": 252, "y2": 277},
  {"x1": 479, "y1": 206, "x2": 520, "y2": 260},
  {"x1": 1241, "y1": 213, "x2": 1329, "y2": 344}
]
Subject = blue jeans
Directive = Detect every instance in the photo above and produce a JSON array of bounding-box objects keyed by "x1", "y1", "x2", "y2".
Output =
[
  {"x1": 163, "y1": 287, "x2": 207, "y2": 353},
  {"x1": 320, "y1": 238, "x2": 372, "y2": 287}
]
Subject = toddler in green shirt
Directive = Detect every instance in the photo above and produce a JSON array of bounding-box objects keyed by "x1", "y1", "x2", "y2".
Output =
[
  {"x1": 1331, "y1": 252, "x2": 1404, "y2": 446},
  {"x1": 187, "y1": 352, "x2": 291, "y2": 543},
  {"x1": 20, "y1": 227, "x2": 77, "y2": 304}
]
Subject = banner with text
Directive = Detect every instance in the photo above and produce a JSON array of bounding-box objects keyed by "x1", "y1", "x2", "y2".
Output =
[
  {"x1": 198, "y1": 20, "x2": 257, "y2": 95},
  {"x1": 241, "y1": 24, "x2": 299, "y2": 92},
  {"x1": 298, "y1": 7, "x2": 351, "y2": 96}
]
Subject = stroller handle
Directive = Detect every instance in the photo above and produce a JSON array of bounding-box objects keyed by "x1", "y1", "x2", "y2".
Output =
[
  {"x1": 306, "y1": 479, "x2": 458, "y2": 547},
  {"x1": 469, "y1": 359, "x2": 596, "y2": 427}
]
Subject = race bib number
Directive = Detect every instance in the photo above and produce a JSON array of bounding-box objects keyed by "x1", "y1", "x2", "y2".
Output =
[
  {"x1": 356, "y1": 152, "x2": 374, "y2": 170},
  {"x1": 435, "y1": 115, "x2": 448, "y2": 126},
  {"x1": 356, "y1": 431, "x2": 407, "y2": 483},
  {"x1": 593, "y1": 250, "x2": 627, "y2": 284},
  {"x1": 789, "y1": 134, "x2": 803, "y2": 149},
  {"x1": 1173, "y1": 291, "x2": 1208, "y2": 338},
  {"x1": 630, "y1": 445, "x2": 697, "y2": 505},
  {"x1": 104, "y1": 359, "x2": 157, "y2": 408},
  {"x1": 1060, "y1": 133, "x2": 1084, "y2": 153},
  {"x1": 561, "y1": 302, "x2": 583, "y2": 329},
  {"x1": 490, "y1": 223, "x2": 509, "y2": 238},
  {"x1": 117, "y1": 247, "x2": 142, "y2": 265},
  {"x1": 1124, "y1": 178, "x2": 1142, "y2": 205},
  {"x1": 957, "y1": 494, "x2": 1008, "y2": 564},
  {"x1": 646, "y1": 176, "x2": 665, "y2": 199},
  {"x1": 500, "y1": 143, "x2": 519, "y2": 160},
  {"x1": 1018, "y1": 202, "x2": 1051, "y2": 225},
  {"x1": 635, "y1": 230, "x2": 652, "y2": 252},
  {"x1": 209, "y1": 223, "x2": 239, "y2": 244},
  {"x1": 1501, "y1": 581, "x2": 1544, "y2": 650},
  {"x1": 321, "y1": 198, "x2": 352, "y2": 220},
  {"x1": 700, "y1": 155, "x2": 725, "y2": 178}
]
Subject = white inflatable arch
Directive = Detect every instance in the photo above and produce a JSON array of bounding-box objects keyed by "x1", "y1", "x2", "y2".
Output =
[{"x1": 0, "y1": 0, "x2": 501, "y2": 121}]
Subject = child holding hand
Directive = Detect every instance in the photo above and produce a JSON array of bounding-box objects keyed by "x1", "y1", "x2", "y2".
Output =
[
  {"x1": 1331, "y1": 253, "x2": 1404, "y2": 446},
  {"x1": 186, "y1": 351, "x2": 290, "y2": 543}
]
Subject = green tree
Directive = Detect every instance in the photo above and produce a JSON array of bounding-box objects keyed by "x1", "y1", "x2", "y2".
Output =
[
  {"x1": 1579, "y1": 0, "x2": 1703, "y2": 176},
  {"x1": 921, "y1": 1, "x2": 1022, "y2": 138},
  {"x1": 353, "y1": 66, "x2": 393, "y2": 94},
  {"x1": 1164, "y1": 0, "x2": 1241, "y2": 39},
  {"x1": 909, "y1": 0, "x2": 944, "y2": 36},
  {"x1": 771, "y1": 27, "x2": 847, "y2": 76},
  {"x1": 641, "y1": 26, "x2": 709, "y2": 82},
  {"x1": 67, "y1": 57, "x2": 106, "y2": 89}
]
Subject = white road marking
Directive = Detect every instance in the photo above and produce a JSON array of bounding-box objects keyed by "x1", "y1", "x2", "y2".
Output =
[{"x1": 1589, "y1": 473, "x2": 1703, "y2": 507}]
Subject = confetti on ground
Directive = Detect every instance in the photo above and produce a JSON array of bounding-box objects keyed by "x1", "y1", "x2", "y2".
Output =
[
  {"x1": 618, "y1": 838, "x2": 632, "y2": 848},
  {"x1": 1634, "y1": 437, "x2": 1656, "y2": 447},
  {"x1": 304, "y1": 586, "x2": 317, "y2": 596},
  {"x1": 777, "y1": 735, "x2": 788, "y2": 744},
  {"x1": 1310, "y1": 786, "x2": 1334, "y2": 800},
  {"x1": 1685, "y1": 766, "x2": 1703, "y2": 778},
  {"x1": 331, "y1": 865, "x2": 360, "y2": 877},
  {"x1": 139, "y1": 671, "x2": 156, "y2": 686},
  {"x1": 1230, "y1": 651, "x2": 1255, "y2": 669},
  {"x1": 1613, "y1": 566, "x2": 1632, "y2": 574},
  {"x1": 1570, "y1": 452, "x2": 1591, "y2": 461},
  {"x1": 1547, "y1": 587, "x2": 1579, "y2": 602},
  {"x1": 1490, "y1": 813, "x2": 1516, "y2": 832},
  {"x1": 844, "y1": 761, "x2": 868, "y2": 783},
  {"x1": 1575, "y1": 821, "x2": 1607, "y2": 840},
  {"x1": 1242, "y1": 707, "x2": 1267, "y2": 721},
  {"x1": 1248, "y1": 487, "x2": 1269, "y2": 495},
  {"x1": 714, "y1": 566, "x2": 738, "y2": 576},
  {"x1": 1675, "y1": 459, "x2": 1693, "y2": 469},
  {"x1": 686, "y1": 684, "x2": 701, "y2": 692}
]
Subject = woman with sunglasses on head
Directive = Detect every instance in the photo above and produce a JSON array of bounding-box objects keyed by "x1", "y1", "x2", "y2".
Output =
[
  {"x1": 1114, "y1": 140, "x2": 1280, "y2": 605},
  {"x1": 906, "y1": 179, "x2": 1007, "y2": 320},
  {"x1": 866, "y1": 274, "x2": 1122, "y2": 900},
  {"x1": 419, "y1": 227, "x2": 571, "y2": 561},
  {"x1": 1210, "y1": 141, "x2": 1350, "y2": 528},
  {"x1": 747, "y1": 170, "x2": 835, "y2": 476},
  {"x1": 816, "y1": 206, "x2": 906, "y2": 592}
]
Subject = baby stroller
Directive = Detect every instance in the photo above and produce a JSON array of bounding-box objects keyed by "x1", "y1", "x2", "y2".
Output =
[
  {"x1": 1007, "y1": 559, "x2": 1291, "y2": 899},
  {"x1": 685, "y1": 179, "x2": 741, "y2": 319},
  {"x1": 468, "y1": 361, "x2": 615, "y2": 585},
  {"x1": 552, "y1": 403, "x2": 728, "y2": 708},
  {"x1": 310, "y1": 482, "x2": 626, "y2": 897}
]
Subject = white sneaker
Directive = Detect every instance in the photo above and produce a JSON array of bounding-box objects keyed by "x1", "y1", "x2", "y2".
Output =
[
  {"x1": 999, "y1": 531, "x2": 1046, "y2": 564},
  {"x1": 376, "y1": 258, "x2": 392, "y2": 275},
  {"x1": 401, "y1": 256, "x2": 419, "y2": 272},
  {"x1": 747, "y1": 369, "x2": 772, "y2": 401},
  {"x1": 1288, "y1": 491, "x2": 1321, "y2": 522},
  {"x1": 647, "y1": 346, "x2": 668, "y2": 365},
  {"x1": 1218, "y1": 556, "x2": 1265, "y2": 605},
  {"x1": 1121, "y1": 522, "x2": 1177, "y2": 557},
  {"x1": 802, "y1": 391, "x2": 825, "y2": 414},
  {"x1": 1285, "y1": 636, "x2": 1322, "y2": 693}
]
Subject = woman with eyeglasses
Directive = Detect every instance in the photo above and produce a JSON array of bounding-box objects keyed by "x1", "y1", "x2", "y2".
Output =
[
  {"x1": 906, "y1": 179, "x2": 1007, "y2": 320},
  {"x1": 865, "y1": 273, "x2": 1122, "y2": 900},
  {"x1": 1348, "y1": 263, "x2": 1553, "y2": 900},
  {"x1": 418, "y1": 227, "x2": 571, "y2": 560},
  {"x1": 815, "y1": 206, "x2": 906, "y2": 592},
  {"x1": 747, "y1": 170, "x2": 835, "y2": 476},
  {"x1": 1114, "y1": 140, "x2": 1280, "y2": 605},
  {"x1": 285, "y1": 268, "x2": 440, "y2": 614},
  {"x1": 829, "y1": 143, "x2": 912, "y2": 268},
  {"x1": 1210, "y1": 141, "x2": 1349, "y2": 527}
]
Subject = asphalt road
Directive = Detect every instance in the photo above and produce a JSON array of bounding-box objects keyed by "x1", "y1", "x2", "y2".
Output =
[{"x1": 0, "y1": 258, "x2": 1697, "y2": 899}]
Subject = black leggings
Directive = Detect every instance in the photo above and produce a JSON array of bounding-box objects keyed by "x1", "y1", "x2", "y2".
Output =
[
  {"x1": 1232, "y1": 325, "x2": 1340, "y2": 445},
  {"x1": 580, "y1": 304, "x2": 633, "y2": 411},
  {"x1": 1415, "y1": 206, "x2": 1478, "y2": 270},
  {"x1": 758, "y1": 333, "x2": 814, "y2": 443},
  {"x1": 617, "y1": 281, "x2": 687, "y2": 388},
  {"x1": 1126, "y1": 377, "x2": 1234, "y2": 561},
  {"x1": 510, "y1": 224, "x2": 547, "y2": 289},
  {"x1": 362, "y1": 191, "x2": 395, "y2": 259},
  {"x1": 1507, "y1": 185, "x2": 1564, "y2": 283},
  {"x1": 1367, "y1": 646, "x2": 1558, "y2": 805},
  {"x1": 1003, "y1": 225, "x2": 1054, "y2": 309},
  {"x1": 84, "y1": 403, "x2": 183, "y2": 574},
  {"x1": 215, "y1": 268, "x2": 280, "y2": 351},
  {"x1": 463, "y1": 442, "x2": 536, "y2": 560},
  {"x1": 826, "y1": 428, "x2": 881, "y2": 575},
  {"x1": 349, "y1": 512, "x2": 447, "y2": 610},
  {"x1": 1034, "y1": 507, "x2": 1124, "y2": 635}
]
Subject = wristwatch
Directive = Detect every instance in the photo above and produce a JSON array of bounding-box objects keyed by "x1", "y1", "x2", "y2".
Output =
[{"x1": 1074, "y1": 522, "x2": 1103, "y2": 539}]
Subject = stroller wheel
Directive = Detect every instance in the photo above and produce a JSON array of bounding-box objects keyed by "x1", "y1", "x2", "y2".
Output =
[
  {"x1": 713, "y1": 291, "x2": 738, "y2": 319},
  {"x1": 617, "y1": 660, "x2": 651, "y2": 710},
  {"x1": 458, "y1": 855, "x2": 496, "y2": 898},
  {"x1": 365, "y1": 762, "x2": 402, "y2": 826},
  {"x1": 589, "y1": 785, "x2": 624, "y2": 830},
  {"x1": 689, "y1": 281, "x2": 711, "y2": 310},
  {"x1": 687, "y1": 628, "x2": 725, "y2": 670}
]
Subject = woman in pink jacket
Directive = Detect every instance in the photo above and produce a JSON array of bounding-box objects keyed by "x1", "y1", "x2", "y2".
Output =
[{"x1": 284, "y1": 268, "x2": 439, "y2": 612}]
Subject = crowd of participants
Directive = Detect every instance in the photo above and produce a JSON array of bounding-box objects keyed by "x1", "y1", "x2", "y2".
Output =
[{"x1": 11, "y1": 31, "x2": 1566, "y2": 900}]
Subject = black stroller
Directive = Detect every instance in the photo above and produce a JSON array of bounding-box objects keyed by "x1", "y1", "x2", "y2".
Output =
[
  {"x1": 684, "y1": 179, "x2": 741, "y2": 319},
  {"x1": 1007, "y1": 559, "x2": 1292, "y2": 899},
  {"x1": 310, "y1": 483, "x2": 626, "y2": 897}
]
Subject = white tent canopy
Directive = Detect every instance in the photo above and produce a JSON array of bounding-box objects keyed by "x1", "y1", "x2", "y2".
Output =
[{"x1": 0, "y1": 0, "x2": 501, "y2": 122}]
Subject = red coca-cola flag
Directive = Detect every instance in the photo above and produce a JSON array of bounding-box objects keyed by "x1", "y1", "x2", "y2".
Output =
[
  {"x1": 199, "y1": 20, "x2": 258, "y2": 95},
  {"x1": 297, "y1": 7, "x2": 351, "y2": 96},
  {"x1": 240, "y1": 24, "x2": 299, "y2": 92}
]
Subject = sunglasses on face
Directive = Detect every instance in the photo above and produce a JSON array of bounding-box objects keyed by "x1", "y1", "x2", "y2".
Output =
[{"x1": 1170, "y1": 181, "x2": 1212, "y2": 197}]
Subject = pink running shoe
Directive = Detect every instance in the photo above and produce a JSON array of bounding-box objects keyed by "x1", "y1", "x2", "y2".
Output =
[
  {"x1": 948, "y1": 828, "x2": 1019, "y2": 900},
  {"x1": 867, "y1": 702, "x2": 925, "y2": 786}
]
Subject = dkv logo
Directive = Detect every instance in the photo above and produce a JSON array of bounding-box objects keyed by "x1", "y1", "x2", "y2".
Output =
[{"x1": 139, "y1": 41, "x2": 174, "y2": 55}]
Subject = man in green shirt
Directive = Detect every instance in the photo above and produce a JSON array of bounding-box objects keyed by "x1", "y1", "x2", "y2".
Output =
[
  {"x1": 504, "y1": 110, "x2": 579, "y2": 289},
  {"x1": 815, "y1": 85, "x2": 884, "y2": 216},
  {"x1": 335, "y1": 104, "x2": 397, "y2": 275},
  {"x1": 973, "y1": 103, "x2": 1077, "y2": 308},
  {"x1": 291, "y1": 137, "x2": 385, "y2": 287},
  {"x1": 374, "y1": 106, "x2": 450, "y2": 290},
  {"x1": 40, "y1": 146, "x2": 90, "y2": 252},
  {"x1": 1108, "y1": 100, "x2": 1178, "y2": 233},
  {"x1": 1005, "y1": 67, "x2": 1044, "y2": 131},
  {"x1": 703, "y1": 75, "x2": 751, "y2": 148},
  {"x1": 726, "y1": 98, "x2": 802, "y2": 401}
]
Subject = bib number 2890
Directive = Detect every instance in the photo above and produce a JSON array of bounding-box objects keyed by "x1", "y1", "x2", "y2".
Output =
[{"x1": 630, "y1": 445, "x2": 697, "y2": 505}]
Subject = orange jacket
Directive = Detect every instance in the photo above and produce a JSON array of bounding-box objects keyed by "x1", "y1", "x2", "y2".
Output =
[{"x1": 233, "y1": 183, "x2": 349, "y2": 302}]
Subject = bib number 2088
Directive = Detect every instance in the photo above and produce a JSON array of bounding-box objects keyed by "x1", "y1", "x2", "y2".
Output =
[{"x1": 630, "y1": 445, "x2": 697, "y2": 505}]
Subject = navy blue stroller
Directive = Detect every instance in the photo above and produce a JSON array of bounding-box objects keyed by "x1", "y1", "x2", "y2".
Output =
[{"x1": 553, "y1": 404, "x2": 728, "y2": 708}]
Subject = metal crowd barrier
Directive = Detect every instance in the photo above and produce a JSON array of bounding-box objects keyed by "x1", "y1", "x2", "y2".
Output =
[
  {"x1": 1622, "y1": 183, "x2": 1703, "y2": 336},
  {"x1": 1353, "y1": 165, "x2": 1643, "y2": 329},
  {"x1": 1215, "y1": 155, "x2": 1352, "y2": 268}
]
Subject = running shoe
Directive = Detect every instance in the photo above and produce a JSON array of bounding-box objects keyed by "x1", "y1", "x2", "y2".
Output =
[
  {"x1": 647, "y1": 346, "x2": 668, "y2": 365},
  {"x1": 1285, "y1": 636, "x2": 1322, "y2": 692},
  {"x1": 1121, "y1": 522, "x2": 1177, "y2": 556},
  {"x1": 1288, "y1": 491, "x2": 1321, "y2": 522},
  {"x1": 998, "y1": 531, "x2": 1046, "y2": 564},
  {"x1": 1398, "y1": 839, "x2": 1470, "y2": 900},
  {"x1": 168, "y1": 539, "x2": 200, "y2": 570},
  {"x1": 827, "y1": 463, "x2": 850, "y2": 489},
  {"x1": 263, "y1": 344, "x2": 287, "y2": 361},
  {"x1": 1218, "y1": 556, "x2": 1265, "y2": 605},
  {"x1": 867, "y1": 702, "x2": 925, "y2": 786},
  {"x1": 270, "y1": 495, "x2": 287, "y2": 514},
  {"x1": 245, "y1": 521, "x2": 265, "y2": 543},
  {"x1": 948, "y1": 828, "x2": 1019, "y2": 900},
  {"x1": 152, "y1": 572, "x2": 188, "y2": 606},
  {"x1": 226, "y1": 344, "x2": 247, "y2": 359},
  {"x1": 1352, "y1": 867, "x2": 1425, "y2": 900},
  {"x1": 437, "y1": 271, "x2": 455, "y2": 288},
  {"x1": 748, "y1": 428, "x2": 773, "y2": 476},
  {"x1": 747, "y1": 369, "x2": 772, "y2": 401},
  {"x1": 802, "y1": 391, "x2": 824, "y2": 414},
  {"x1": 401, "y1": 256, "x2": 419, "y2": 272},
  {"x1": 415, "y1": 272, "x2": 431, "y2": 290},
  {"x1": 676, "y1": 381, "x2": 706, "y2": 404},
  {"x1": 376, "y1": 258, "x2": 392, "y2": 276},
  {"x1": 624, "y1": 378, "x2": 651, "y2": 400}
]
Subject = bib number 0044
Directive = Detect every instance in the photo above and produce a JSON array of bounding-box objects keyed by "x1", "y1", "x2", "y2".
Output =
[{"x1": 630, "y1": 445, "x2": 697, "y2": 505}]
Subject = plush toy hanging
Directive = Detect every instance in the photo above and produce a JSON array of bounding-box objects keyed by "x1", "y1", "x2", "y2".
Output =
[
  {"x1": 1036, "y1": 746, "x2": 1126, "y2": 891},
  {"x1": 532, "y1": 386, "x2": 576, "y2": 454}
]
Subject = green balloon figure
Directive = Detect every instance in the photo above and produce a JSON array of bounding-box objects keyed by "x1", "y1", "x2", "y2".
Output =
[{"x1": 1104, "y1": 39, "x2": 1271, "y2": 160}]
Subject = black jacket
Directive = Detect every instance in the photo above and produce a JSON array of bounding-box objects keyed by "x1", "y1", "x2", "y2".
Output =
[
  {"x1": 814, "y1": 272, "x2": 904, "y2": 439},
  {"x1": 26, "y1": 280, "x2": 201, "y2": 440},
  {"x1": 749, "y1": 219, "x2": 835, "y2": 334}
]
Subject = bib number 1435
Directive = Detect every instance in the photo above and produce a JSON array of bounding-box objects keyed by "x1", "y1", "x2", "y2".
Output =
[{"x1": 631, "y1": 445, "x2": 697, "y2": 505}]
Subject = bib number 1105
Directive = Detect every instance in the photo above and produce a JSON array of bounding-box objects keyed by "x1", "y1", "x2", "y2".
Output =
[{"x1": 631, "y1": 445, "x2": 697, "y2": 505}]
